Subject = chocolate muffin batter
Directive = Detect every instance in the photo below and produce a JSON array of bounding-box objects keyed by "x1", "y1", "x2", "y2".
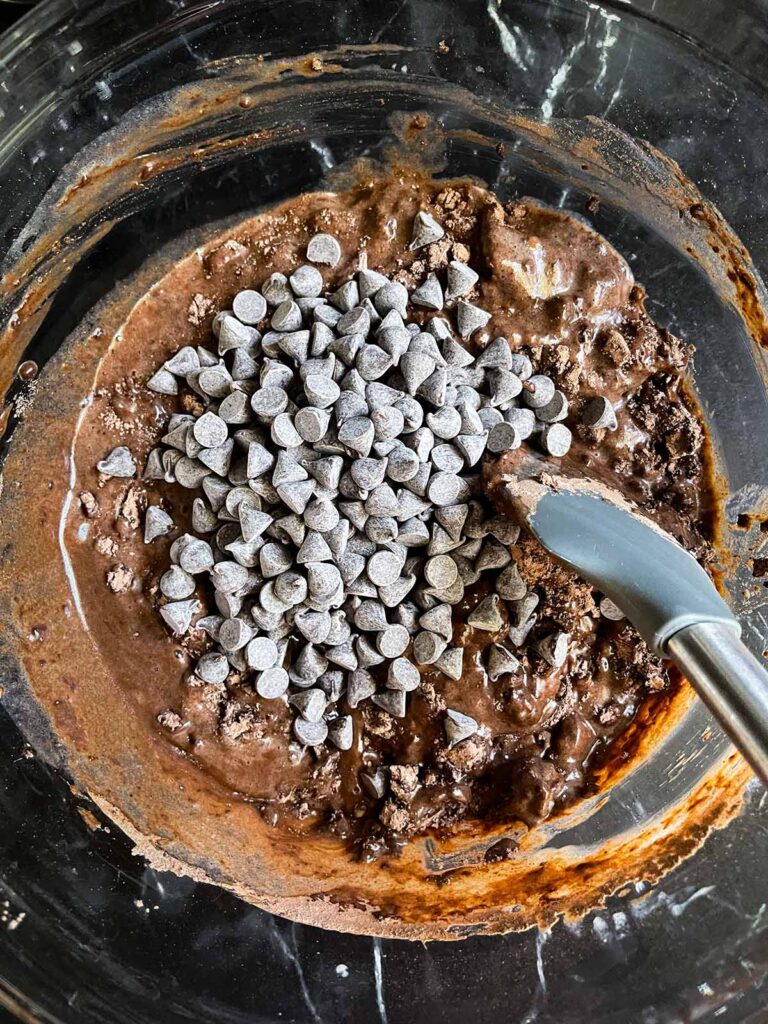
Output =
[{"x1": 64, "y1": 173, "x2": 713, "y2": 862}]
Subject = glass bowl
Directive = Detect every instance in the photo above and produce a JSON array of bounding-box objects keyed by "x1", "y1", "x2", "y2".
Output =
[{"x1": 1, "y1": 0, "x2": 767, "y2": 1020}]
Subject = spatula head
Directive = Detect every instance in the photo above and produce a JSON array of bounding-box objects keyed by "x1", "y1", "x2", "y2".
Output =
[{"x1": 483, "y1": 449, "x2": 736, "y2": 656}]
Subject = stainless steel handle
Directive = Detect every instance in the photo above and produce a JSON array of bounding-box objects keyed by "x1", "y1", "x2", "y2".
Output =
[{"x1": 667, "y1": 621, "x2": 768, "y2": 787}]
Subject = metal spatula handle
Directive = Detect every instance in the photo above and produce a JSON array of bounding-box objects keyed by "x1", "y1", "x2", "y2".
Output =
[{"x1": 668, "y1": 622, "x2": 768, "y2": 787}]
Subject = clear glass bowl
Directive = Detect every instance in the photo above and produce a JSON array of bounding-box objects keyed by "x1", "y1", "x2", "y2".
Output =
[{"x1": 1, "y1": 0, "x2": 767, "y2": 1020}]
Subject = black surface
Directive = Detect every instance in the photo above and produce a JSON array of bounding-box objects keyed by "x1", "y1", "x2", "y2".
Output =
[
  {"x1": 1, "y1": 0, "x2": 768, "y2": 1021},
  {"x1": 0, "y1": 2, "x2": 32, "y2": 33}
]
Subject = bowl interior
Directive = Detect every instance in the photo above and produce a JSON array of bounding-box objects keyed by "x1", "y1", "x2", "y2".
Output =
[{"x1": 1, "y1": 0, "x2": 767, "y2": 1020}]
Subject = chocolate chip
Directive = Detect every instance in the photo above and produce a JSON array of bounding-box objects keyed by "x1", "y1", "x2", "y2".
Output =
[
  {"x1": 419, "y1": 603, "x2": 453, "y2": 642},
  {"x1": 164, "y1": 346, "x2": 200, "y2": 375},
  {"x1": 277, "y1": 479, "x2": 316, "y2": 514},
  {"x1": 338, "y1": 416, "x2": 375, "y2": 457},
  {"x1": 357, "y1": 268, "x2": 387, "y2": 299},
  {"x1": 197, "y1": 367, "x2": 233, "y2": 399},
  {"x1": 290, "y1": 687, "x2": 327, "y2": 722},
  {"x1": 372, "y1": 690, "x2": 407, "y2": 717},
  {"x1": 289, "y1": 265, "x2": 324, "y2": 299},
  {"x1": 386, "y1": 657, "x2": 420, "y2": 691},
  {"x1": 198, "y1": 441, "x2": 234, "y2": 477},
  {"x1": 160, "y1": 565, "x2": 195, "y2": 599},
  {"x1": 376, "y1": 624, "x2": 410, "y2": 658},
  {"x1": 474, "y1": 337, "x2": 510, "y2": 371},
  {"x1": 409, "y1": 211, "x2": 445, "y2": 250},
  {"x1": 338, "y1": 305, "x2": 371, "y2": 336},
  {"x1": 292, "y1": 643, "x2": 328, "y2": 684},
  {"x1": 143, "y1": 448, "x2": 166, "y2": 481},
  {"x1": 159, "y1": 599, "x2": 199, "y2": 635},
  {"x1": 347, "y1": 667, "x2": 376, "y2": 708},
  {"x1": 455, "y1": 432, "x2": 488, "y2": 467},
  {"x1": 467, "y1": 594, "x2": 504, "y2": 631},
  {"x1": 271, "y1": 300, "x2": 303, "y2": 332},
  {"x1": 293, "y1": 717, "x2": 328, "y2": 746},
  {"x1": 307, "y1": 233, "x2": 342, "y2": 266},
  {"x1": 294, "y1": 406, "x2": 330, "y2": 443},
  {"x1": 509, "y1": 592, "x2": 539, "y2": 627},
  {"x1": 219, "y1": 391, "x2": 251, "y2": 423},
  {"x1": 486, "y1": 516, "x2": 519, "y2": 545},
  {"x1": 503, "y1": 407, "x2": 536, "y2": 440},
  {"x1": 147, "y1": 368, "x2": 178, "y2": 395},
  {"x1": 96, "y1": 446, "x2": 136, "y2": 478},
  {"x1": 244, "y1": 634, "x2": 280, "y2": 675},
  {"x1": 442, "y1": 336, "x2": 475, "y2": 368},
  {"x1": 365, "y1": 483, "x2": 400, "y2": 517},
  {"x1": 295, "y1": 609, "x2": 333, "y2": 645},
  {"x1": 250, "y1": 386, "x2": 289, "y2": 420},
  {"x1": 219, "y1": 616, "x2": 254, "y2": 652},
  {"x1": 196, "y1": 651, "x2": 230, "y2": 684},
  {"x1": 539, "y1": 422, "x2": 573, "y2": 457},
  {"x1": 536, "y1": 390, "x2": 569, "y2": 423},
  {"x1": 435, "y1": 647, "x2": 463, "y2": 680},
  {"x1": 259, "y1": 542, "x2": 293, "y2": 578},
  {"x1": 328, "y1": 715, "x2": 354, "y2": 750},
  {"x1": 426, "y1": 406, "x2": 462, "y2": 440},
  {"x1": 274, "y1": 571, "x2": 308, "y2": 607},
  {"x1": 417, "y1": 367, "x2": 448, "y2": 407},
  {"x1": 218, "y1": 316, "x2": 258, "y2": 354},
  {"x1": 508, "y1": 352, "x2": 533, "y2": 379},
  {"x1": 256, "y1": 667, "x2": 290, "y2": 698},
  {"x1": 308, "y1": 456, "x2": 344, "y2": 491},
  {"x1": 423, "y1": 555, "x2": 458, "y2": 590},
  {"x1": 487, "y1": 422, "x2": 521, "y2": 453},
  {"x1": 234, "y1": 506, "x2": 268, "y2": 550},
  {"x1": 297, "y1": 530, "x2": 333, "y2": 564},
  {"x1": 177, "y1": 537, "x2": 215, "y2": 574},
  {"x1": 489, "y1": 368, "x2": 528, "y2": 407},
  {"x1": 456, "y1": 300, "x2": 491, "y2": 340},
  {"x1": 582, "y1": 395, "x2": 617, "y2": 430},
  {"x1": 191, "y1": 497, "x2": 218, "y2": 536},
  {"x1": 411, "y1": 272, "x2": 444, "y2": 310},
  {"x1": 522, "y1": 375, "x2": 556, "y2": 410},
  {"x1": 385, "y1": 445, "x2": 420, "y2": 483},
  {"x1": 365, "y1": 550, "x2": 402, "y2": 587},
  {"x1": 303, "y1": 497, "x2": 340, "y2": 533},
  {"x1": 307, "y1": 561, "x2": 342, "y2": 597},
  {"x1": 398, "y1": 351, "x2": 434, "y2": 396},
  {"x1": 305, "y1": 374, "x2": 341, "y2": 408},
  {"x1": 261, "y1": 272, "x2": 291, "y2": 306},
  {"x1": 371, "y1": 405, "x2": 405, "y2": 441},
  {"x1": 361, "y1": 768, "x2": 388, "y2": 799},
  {"x1": 374, "y1": 280, "x2": 409, "y2": 318},
  {"x1": 427, "y1": 471, "x2": 463, "y2": 507},
  {"x1": 378, "y1": 573, "x2": 417, "y2": 607},
  {"x1": 232, "y1": 289, "x2": 267, "y2": 324},
  {"x1": 444, "y1": 708, "x2": 477, "y2": 745},
  {"x1": 487, "y1": 644, "x2": 520, "y2": 681},
  {"x1": 144, "y1": 505, "x2": 174, "y2": 543},
  {"x1": 535, "y1": 631, "x2": 570, "y2": 668},
  {"x1": 445, "y1": 260, "x2": 479, "y2": 301},
  {"x1": 599, "y1": 596, "x2": 625, "y2": 620},
  {"x1": 413, "y1": 630, "x2": 447, "y2": 665}
]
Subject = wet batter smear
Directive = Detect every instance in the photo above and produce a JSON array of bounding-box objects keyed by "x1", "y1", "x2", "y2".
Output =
[{"x1": 67, "y1": 175, "x2": 714, "y2": 861}]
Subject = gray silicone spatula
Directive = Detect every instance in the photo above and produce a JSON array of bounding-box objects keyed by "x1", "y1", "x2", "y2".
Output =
[{"x1": 501, "y1": 471, "x2": 768, "y2": 787}]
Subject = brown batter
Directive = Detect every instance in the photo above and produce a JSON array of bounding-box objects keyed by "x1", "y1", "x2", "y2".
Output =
[{"x1": 58, "y1": 173, "x2": 714, "y2": 861}]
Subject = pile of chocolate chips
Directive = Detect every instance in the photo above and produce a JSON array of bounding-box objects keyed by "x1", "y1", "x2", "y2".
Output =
[{"x1": 96, "y1": 211, "x2": 618, "y2": 751}]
